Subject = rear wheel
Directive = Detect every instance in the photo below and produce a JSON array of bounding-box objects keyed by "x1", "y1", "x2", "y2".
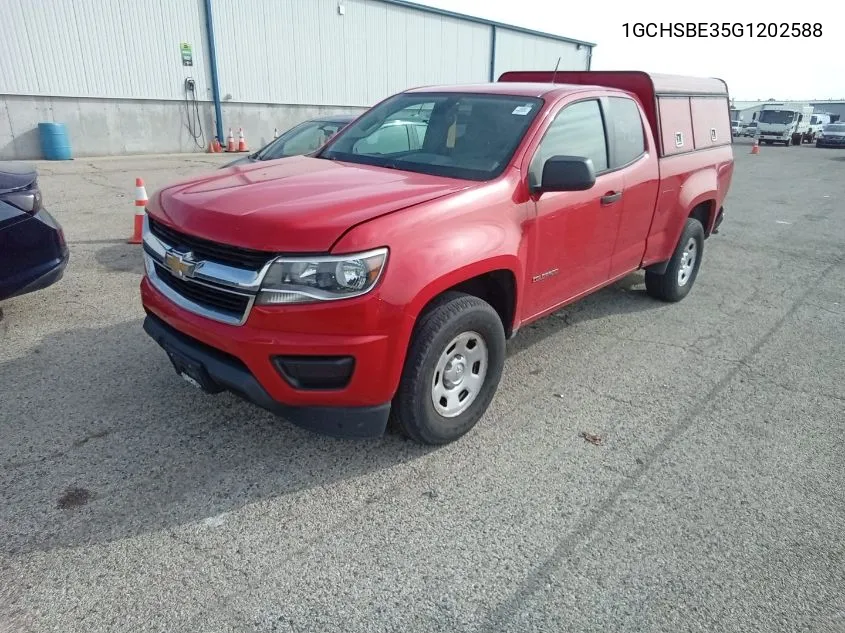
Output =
[
  {"x1": 645, "y1": 218, "x2": 705, "y2": 303},
  {"x1": 391, "y1": 292, "x2": 506, "y2": 445}
]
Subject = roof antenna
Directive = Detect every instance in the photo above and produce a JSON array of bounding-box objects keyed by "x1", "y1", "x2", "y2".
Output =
[{"x1": 550, "y1": 57, "x2": 561, "y2": 84}]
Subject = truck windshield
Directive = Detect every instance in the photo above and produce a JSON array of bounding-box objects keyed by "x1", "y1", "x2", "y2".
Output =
[
  {"x1": 759, "y1": 110, "x2": 797, "y2": 124},
  {"x1": 317, "y1": 92, "x2": 543, "y2": 181}
]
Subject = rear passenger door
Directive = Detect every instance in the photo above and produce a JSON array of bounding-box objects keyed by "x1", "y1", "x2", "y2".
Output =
[
  {"x1": 526, "y1": 98, "x2": 625, "y2": 316},
  {"x1": 605, "y1": 96, "x2": 660, "y2": 277}
]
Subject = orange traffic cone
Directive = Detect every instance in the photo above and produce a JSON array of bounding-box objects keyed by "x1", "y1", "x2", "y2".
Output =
[
  {"x1": 213, "y1": 137, "x2": 222, "y2": 152},
  {"x1": 226, "y1": 128, "x2": 236, "y2": 152},
  {"x1": 237, "y1": 127, "x2": 248, "y2": 152},
  {"x1": 128, "y1": 177, "x2": 147, "y2": 244},
  {"x1": 750, "y1": 140, "x2": 760, "y2": 155}
]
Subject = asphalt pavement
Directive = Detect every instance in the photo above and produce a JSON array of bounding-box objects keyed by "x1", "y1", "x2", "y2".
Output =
[{"x1": 1, "y1": 139, "x2": 843, "y2": 633}]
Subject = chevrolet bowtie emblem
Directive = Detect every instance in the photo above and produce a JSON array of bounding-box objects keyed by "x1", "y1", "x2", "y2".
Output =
[{"x1": 164, "y1": 250, "x2": 197, "y2": 278}]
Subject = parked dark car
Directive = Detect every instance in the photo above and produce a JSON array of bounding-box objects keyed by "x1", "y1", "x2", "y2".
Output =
[
  {"x1": 0, "y1": 162, "x2": 69, "y2": 301},
  {"x1": 815, "y1": 123, "x2": 845, "y2": 148},
  {"x1": 223, "y1": 115, "x2": 357, "y2": 167}
]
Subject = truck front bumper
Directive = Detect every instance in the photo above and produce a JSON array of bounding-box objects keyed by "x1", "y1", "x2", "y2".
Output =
[
  {"x1": 142, "y1": 311, "x2": 392, "y2": 439},
  {"x1": 759, "y1": 134, "x2": 791, "y2": 142},
  {"x1": 140, "y1": 276, "x2": 413, "y2": 439}
]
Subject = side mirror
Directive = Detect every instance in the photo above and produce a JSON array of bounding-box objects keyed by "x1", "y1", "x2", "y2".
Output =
[{"x1": 536, "y1": 155, "x2": 596, "y2": 193}]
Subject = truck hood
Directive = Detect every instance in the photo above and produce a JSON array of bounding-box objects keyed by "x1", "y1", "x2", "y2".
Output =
[{"x1": 152, "y1": 156, "x2": 472, "y2": 252}]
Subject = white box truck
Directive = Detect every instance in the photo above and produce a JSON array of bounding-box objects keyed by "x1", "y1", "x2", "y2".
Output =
[{"x1": 757, "y1": 102, "x2": 815, "y2": 146}]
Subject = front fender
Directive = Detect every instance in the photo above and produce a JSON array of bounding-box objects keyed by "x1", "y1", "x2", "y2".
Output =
[
  {"x1": 405, "y1": 253, "x2": 522, "y2": 317},
  {"x1": 332, "y1": 197, "x2": 527, "y2": 391}
]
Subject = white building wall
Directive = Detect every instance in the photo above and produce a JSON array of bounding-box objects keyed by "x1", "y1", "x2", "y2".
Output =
[
  {"x1": 493, "y1": 28, "x2": 591, "y2": 79},
  {"x1": 0, "y1": 0, "x2": 593, "y2": 159},
  {"x1": 0, "y1": 0, "x2": 211, "y2": 100},
  {"x1": 212, "y1": 0, "x2": 491, "y2": 107}
]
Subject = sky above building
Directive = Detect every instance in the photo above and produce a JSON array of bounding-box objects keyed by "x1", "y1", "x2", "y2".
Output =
[{"x1": 416, "y1": 0, "x2": 843, "y2": 101}]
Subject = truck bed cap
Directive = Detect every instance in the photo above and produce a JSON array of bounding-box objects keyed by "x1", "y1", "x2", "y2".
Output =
[{"x1": 497, "y1": 70, "x2": 728, "y2": 97}]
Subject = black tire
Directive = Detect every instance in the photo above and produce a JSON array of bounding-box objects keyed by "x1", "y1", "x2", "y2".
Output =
[
  {"x1": 645, "y1": 218, "x2": 705, "y2": 303},
  {"x1": 391, "y1": 291, "x2": 506, "y2": 445}
]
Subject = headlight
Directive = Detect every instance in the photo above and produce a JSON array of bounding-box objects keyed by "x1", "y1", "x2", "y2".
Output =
[{"x1": 256, "y1": 248, "x2": 388, "y2": 305}]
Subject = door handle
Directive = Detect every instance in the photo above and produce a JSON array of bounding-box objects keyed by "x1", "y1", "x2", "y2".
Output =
[{"x1": 601, "y1": 191, "x2": 623, "y2": 206}]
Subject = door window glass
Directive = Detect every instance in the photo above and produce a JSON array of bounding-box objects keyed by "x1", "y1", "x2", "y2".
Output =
[
  {"x1": 529, "y1": 99, "x2": 608, "y2": 187},
  {"x1": 607, "y1": 97, "x2": 646, "y2": 167}
]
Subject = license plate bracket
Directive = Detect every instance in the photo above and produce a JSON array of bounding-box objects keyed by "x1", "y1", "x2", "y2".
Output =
[{"x1": 164, "y1": 345, "x2": 224, "y2": 394}]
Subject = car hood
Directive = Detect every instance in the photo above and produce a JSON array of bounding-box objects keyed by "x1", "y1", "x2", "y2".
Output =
[{"x1": 152, "y1": 156, "x2": 472, "y2": 252}]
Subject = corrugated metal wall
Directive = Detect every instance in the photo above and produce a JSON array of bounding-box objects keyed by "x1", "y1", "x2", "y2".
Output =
[
  {"x1": 493, "y1": 28, "x2": 591, "y2": 79},
  {"x1": 0, "y1": 0, "x2": 589, "y2": 107},
  {"x1": 0, "y1": 0, "x2": 210, "y2": 100},
  {"x1": 212, "y1": 0, "x2": 491, "y2": 107}
]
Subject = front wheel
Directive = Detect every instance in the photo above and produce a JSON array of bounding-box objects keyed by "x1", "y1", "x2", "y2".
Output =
[
  {"x1": 645, "y1": 218, "x2": 705, "y2": 303},
  {"x1": 391, "y1": 291, "x2": 506, "y2": 445}
]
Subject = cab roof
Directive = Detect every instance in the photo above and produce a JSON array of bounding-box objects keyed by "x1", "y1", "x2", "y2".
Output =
[{"x1": 403, "y1": 82, "x2": 615, "y2": 99}]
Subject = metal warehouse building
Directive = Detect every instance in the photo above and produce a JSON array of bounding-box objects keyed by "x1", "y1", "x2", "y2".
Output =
[{"x1": 0, "y1": 0, "x2": 595, "y2": 160}]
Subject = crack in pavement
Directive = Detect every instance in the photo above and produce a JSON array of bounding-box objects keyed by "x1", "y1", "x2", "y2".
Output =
[
  {"x1": 738, "y1": 367, "x2": 845, "y2": 404},
  {"x1": 476, "y1": 256, "x2": 844, "y2": 632},
  {"x1": 2, "y1": 428, "x2": 114, "y2": 471},
  {"x1": 77, "y1": 173, "x2": 127, "y2": 196}
]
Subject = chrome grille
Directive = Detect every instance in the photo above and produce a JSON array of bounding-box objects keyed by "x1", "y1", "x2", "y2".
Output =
[
  {"x1": 148, "y1": 216, "x2": 274, "y2": 271},
  {"x1": 142, "y1": 215, "x2": 274, "y2": 326},
  {"x1": 153, "y1": 262, "x2": 251, "y2": 319}
]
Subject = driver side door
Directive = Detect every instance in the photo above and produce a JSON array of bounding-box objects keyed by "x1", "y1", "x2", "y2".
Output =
[{"x1": 524, "y1": 98, "x2": 624, "y2": 318}]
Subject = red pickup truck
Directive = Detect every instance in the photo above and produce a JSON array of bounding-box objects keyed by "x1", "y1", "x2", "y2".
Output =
[{"x1": 140, "y1": 71, "x2": 733, "y2": 445}]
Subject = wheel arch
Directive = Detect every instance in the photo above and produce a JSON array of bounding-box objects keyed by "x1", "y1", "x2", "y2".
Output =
[
  {"x1": 645, "y1": 195, "x2": 716, "y2": 275},
  {"x1": 406, "y1": 257, "x2": 522, "y2": 339}
]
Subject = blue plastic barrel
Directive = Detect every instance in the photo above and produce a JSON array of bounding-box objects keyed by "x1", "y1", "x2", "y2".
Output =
[{"x1": 38, "y1": 122, "x2": 73, "y2": 160}]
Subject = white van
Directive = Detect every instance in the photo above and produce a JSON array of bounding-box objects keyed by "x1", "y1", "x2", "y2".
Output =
[{"x1": 806, "y1": 113, "x2": 831, "y2": 142}]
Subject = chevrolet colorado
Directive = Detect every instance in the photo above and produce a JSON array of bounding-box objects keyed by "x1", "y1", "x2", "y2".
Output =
[{"x1": 140, "y1": 70, "x2": 733, "y2": 445}]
